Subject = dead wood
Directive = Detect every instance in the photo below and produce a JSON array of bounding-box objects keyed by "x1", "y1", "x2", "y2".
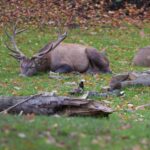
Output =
[
  {"x1": 110, "y1": 70, "x2": 150, "y2": 90},
  {"x1": 0, "y1": 94, "x2": 113, "y2": 117},
  {"x1": 126, "y1": 103, "x2": 150, "y2": 111},
  {"x1": 86, "y1": 90, "x2": 124, "y2": 98},
  {"x1": 135, "y1": 103, "x2": 150, "y2": 110}
]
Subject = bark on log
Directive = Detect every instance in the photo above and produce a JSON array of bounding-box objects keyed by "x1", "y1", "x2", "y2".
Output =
[
  {"x1": 0, "y1": 94, "x2": 113, "y2": 117},
  {"x1": 88, "y1": 90, "x2": 123, "y2": 97}
]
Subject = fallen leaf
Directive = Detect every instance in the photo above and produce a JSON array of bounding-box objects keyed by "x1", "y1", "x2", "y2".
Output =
[
  {"x1": 128, "y1": 103, "x2": 134, "y2": 110},
  {"x1": 24, "y1": 113, "x2": 35, "y2": 122},
  {"x1": 65, "y1": 82, "x2": 77, "y2": 86},
  {"x1": 139, "y1": 30, "x2": 145, "y2": 38},
  {"x1": 119, "y1": 123, "x2": 132, "y2": 130},
  {"x1": 18, "y1": 133, "x2": 26, "y2": 138},
  {"x1": 132, "y1": 145, "x2": 142, "y2": 150},
  {"x1": 13, "y1": 85, "x2": 20, "y2": 89}
]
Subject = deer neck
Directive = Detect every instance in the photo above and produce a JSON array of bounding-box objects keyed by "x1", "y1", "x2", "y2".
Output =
[{"x1": 34, "y1": 57, "x2": 50, "y2": 72}]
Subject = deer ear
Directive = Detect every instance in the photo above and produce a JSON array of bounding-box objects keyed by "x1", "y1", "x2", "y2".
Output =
[{"x1": 101, "y1": 48, "x2": 107, "y2": 56}]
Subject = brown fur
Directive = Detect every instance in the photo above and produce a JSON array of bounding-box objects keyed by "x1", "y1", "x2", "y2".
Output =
[
  {"x1": 86, "y1": 48, "x2": 110, "y2": 73},
  {"x1": 132, "y1": 46, "x2": 150, "y2": 67},
  {"x1": 49, "y1": 43, "x2": 89, "y2": 72},
  {"x1": 48, "y1": 43, "x2": 110, "y2": 73}
]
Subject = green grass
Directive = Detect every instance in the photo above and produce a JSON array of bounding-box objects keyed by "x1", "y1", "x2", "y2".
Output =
[{"x1": 0, "y1": 24, "x2": 150, "y2": 150}]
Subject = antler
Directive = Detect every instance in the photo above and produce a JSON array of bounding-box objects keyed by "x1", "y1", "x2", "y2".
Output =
[
  {"x1": 32, "y1": 32, "x2": 67, "y2": 59},
  {"x1": 5, "y1": 22, "x2": 26, "y2": 60},
  {"x1": 5, "y1": 22, "x2": 67, "y2": 60}
]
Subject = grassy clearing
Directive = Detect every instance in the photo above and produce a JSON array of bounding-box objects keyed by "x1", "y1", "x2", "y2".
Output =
[{"x1": 0, "y1": 24, "x2": 150, "y2": 150}]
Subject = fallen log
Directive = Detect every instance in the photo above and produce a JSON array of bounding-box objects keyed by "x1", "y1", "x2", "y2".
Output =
[
  {"x1": 0, "y1": 93, "x2": 113, "y2": 117},
  {"x1": 110, "y1": 70, "x2": 150, "y2": 90}
]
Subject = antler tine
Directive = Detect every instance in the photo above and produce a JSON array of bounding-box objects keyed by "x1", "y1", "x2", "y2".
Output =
[
  {"x1": 4, "y1": 28, "x2": 11, "y2": 39},
  {"x1": 56, "y1": 18, "x2": 63, "y2": 37},
  {"x1": 15, "y1": 28, "x2": 27, "y2": 34},
  {"x1": 32, "y1": 32, "x2": 67, "y2": 59},
  {"x1": 32, "y1": 44, "x2": 53, "y2": 59},
  {"x1": 12, "y1": 24, "x2": 25, "y2": 57},
  {"x1": 52, "y1": 32, "x2": 67, "y2": 49},
  {"x1": 5, "y1": 23, "x2": 26, "y2": 59},
  {"x1": 4, "y1": 42, "x2": 23, "y2": 60},
  {"x1": 13, "y1": 21, "x2": 17, "y2": 34},
  {"x1": 4, "y1": 41, "x2": 17, "y2": 53},
  {"x1": 9, "y1": 53, "x2": 22, "y2": 61}
]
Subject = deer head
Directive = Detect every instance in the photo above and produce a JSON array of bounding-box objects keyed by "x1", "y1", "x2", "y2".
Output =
[{"x1": 5, "y1": 23, "x2": 67, "y2": 76}]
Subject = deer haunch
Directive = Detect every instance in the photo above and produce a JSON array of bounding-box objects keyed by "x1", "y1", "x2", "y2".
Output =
[
  {"x1": 132, "y1": 46, "x2": 150, "y2": 67},
  {"x1": 49, "y1": 43, "x2": 111, "y2": 74}
]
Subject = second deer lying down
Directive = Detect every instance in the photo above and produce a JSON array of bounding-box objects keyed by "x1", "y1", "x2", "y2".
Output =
[
  {"x1": 132, "y1": 46, "x2": 150, "y2": 67},
  {"x1": 5, "y1": 25, "x2": 111, "y2": 77}
]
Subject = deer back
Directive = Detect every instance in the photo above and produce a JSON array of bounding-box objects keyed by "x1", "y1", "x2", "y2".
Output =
[
  {"x1": 49, "y1": 43, "x2": 89, "y2": 72},
  {"x1": 132, "y1": 46, "x2": 150, "y2": 67}
]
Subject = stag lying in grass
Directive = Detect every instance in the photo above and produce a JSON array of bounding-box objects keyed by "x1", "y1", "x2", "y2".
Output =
[{"x1": 5, "y1": 25, "x2": 111, "y2": 77}]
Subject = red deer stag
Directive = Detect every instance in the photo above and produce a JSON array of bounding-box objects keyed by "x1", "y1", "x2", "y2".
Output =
[{"x1": 5, "y1": 25, "x2": 111, "y2": 77}]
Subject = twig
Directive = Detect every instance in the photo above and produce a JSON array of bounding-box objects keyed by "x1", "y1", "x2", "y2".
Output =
[
  {"x1": 136, "y1": 103, "x2": 150, "y2": 110},
  {"x1": 0, "y1": 94, "x2": 42, "y2": 114}
]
